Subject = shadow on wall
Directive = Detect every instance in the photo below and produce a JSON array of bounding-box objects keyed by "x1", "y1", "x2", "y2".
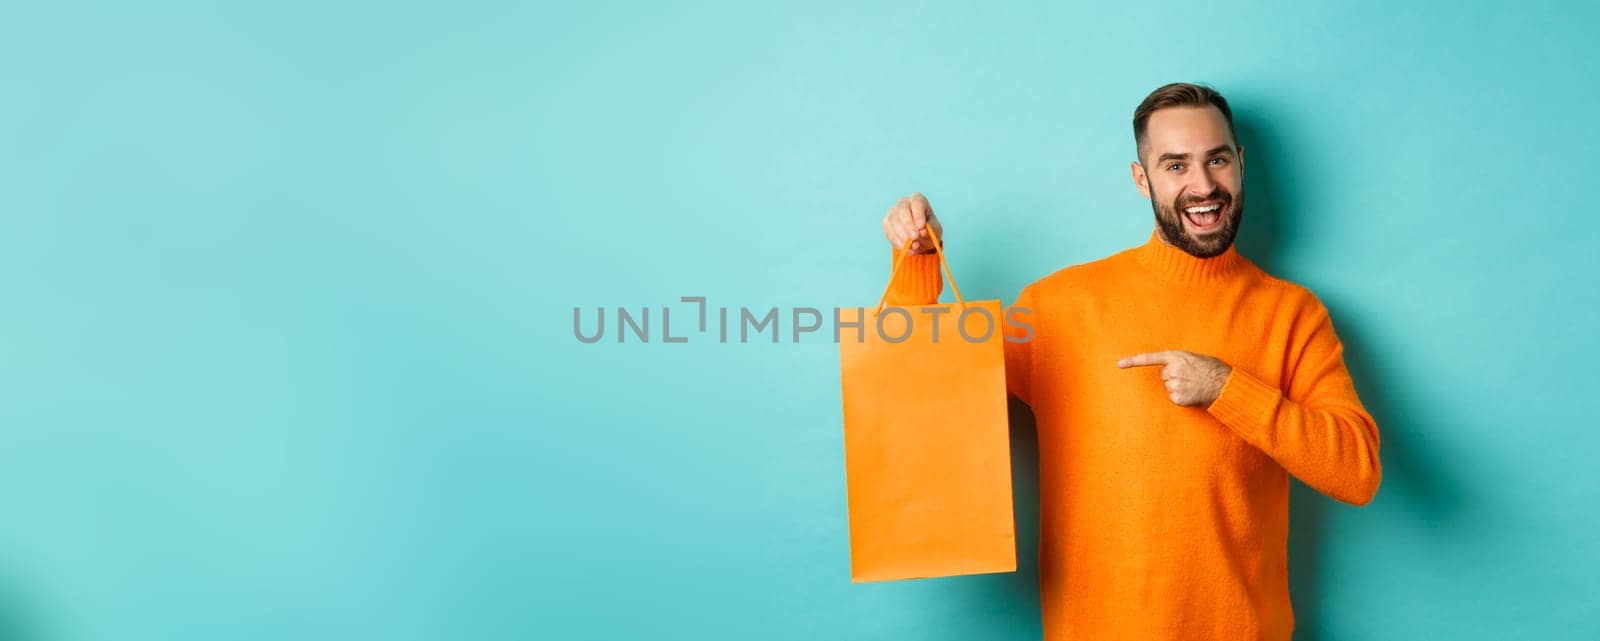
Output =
[
  {"x1": 1233, "y1": 107, "x2": 1466, "y2": 641},
  {"x1": 0, "y1": 580, "x2": 46, "y2": 641},
  {"x1": 1005, "y1": 397, "x2": 1044, "y2": 633}
]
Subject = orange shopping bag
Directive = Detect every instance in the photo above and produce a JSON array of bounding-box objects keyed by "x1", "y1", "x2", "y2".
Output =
[{"x1": 838, "y1": 227, "x2": 1016, "y2": 583}]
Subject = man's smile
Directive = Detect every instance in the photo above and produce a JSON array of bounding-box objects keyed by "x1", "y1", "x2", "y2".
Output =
[{"x1": 1181, "y1": 201, "x2": 1227, "y2": 234}]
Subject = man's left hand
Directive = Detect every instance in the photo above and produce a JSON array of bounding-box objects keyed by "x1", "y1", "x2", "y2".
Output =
[{"x1": 1117, "y1": 350, "x2": 1234, "y2": 407}]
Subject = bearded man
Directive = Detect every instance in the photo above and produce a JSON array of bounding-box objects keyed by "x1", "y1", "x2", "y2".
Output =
[{"x1": 878, "y1": 82, "x2": 1382, "y2": 641}]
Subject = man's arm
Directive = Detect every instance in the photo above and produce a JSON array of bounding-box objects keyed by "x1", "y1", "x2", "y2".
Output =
[
  {"x1": 879, "y1": 193, "x2": 1037, "y2": 406},
  {"x1": 1204, "y1": 302, "x2": 1384, "y2": 506}
]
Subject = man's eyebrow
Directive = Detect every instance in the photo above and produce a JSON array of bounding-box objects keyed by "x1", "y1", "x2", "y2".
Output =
[{"x1": 1155, "y1": 145, "x2": 1236, "y2": 164}]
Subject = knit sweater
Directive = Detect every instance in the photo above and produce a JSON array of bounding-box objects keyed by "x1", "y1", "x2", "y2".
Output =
[{"x1": 884, "y1": 229, "x2": 1382, "y2": 641}]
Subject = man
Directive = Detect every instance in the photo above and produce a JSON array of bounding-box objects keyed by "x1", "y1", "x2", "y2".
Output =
[{"x1": 877, "y1": 82, "x2": 1381, "y2": 640}]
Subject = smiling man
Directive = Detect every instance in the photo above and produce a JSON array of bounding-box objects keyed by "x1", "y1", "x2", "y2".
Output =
[{"x1": 877, "y1": 82, "x2": 1382, "y2": 640}]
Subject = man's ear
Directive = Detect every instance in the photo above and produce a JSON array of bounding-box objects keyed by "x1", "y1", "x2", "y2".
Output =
[
  {"x1": 1130, "y1": 161, "x2": 1151, "y2": 199},
  {"x1": 1237, "y1": 145, "x2": 1245, "y2": 172}
]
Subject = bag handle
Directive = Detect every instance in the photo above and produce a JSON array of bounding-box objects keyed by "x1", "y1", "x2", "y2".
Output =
[{"x1": 874, "y1": 224, "x2": 966, "y2": 316}]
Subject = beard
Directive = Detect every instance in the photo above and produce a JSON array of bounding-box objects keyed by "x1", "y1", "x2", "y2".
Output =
[{"x1": 1148, "y1": 178, "x2": 1244, "y2": 258}]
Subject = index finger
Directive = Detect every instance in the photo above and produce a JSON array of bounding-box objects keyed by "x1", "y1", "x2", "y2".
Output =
[{"x1": 1117, "y1": 351, "x2": 1174, "y2": 368}]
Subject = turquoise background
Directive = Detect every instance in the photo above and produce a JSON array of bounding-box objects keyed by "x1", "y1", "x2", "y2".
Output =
[{"x1": 2, "y1": 1, "x2": 1596, "y2": 639}]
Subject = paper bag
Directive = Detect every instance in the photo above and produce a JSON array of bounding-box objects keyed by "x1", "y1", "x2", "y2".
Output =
[{"x1": 838, "y1": 227, "x2": 1016, "y2": 583}]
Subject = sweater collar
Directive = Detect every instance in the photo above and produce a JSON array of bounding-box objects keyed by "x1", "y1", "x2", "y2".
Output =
[{"x1": 1131, "y1": 229, "x2": 1249, "y2": 284}]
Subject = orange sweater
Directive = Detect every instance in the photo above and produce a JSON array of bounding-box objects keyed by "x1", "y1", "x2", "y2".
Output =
[{"x1": 885, "y1": 229, "x2": 1382, "y2": 641}]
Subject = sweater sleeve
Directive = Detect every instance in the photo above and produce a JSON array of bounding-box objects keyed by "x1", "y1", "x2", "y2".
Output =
[
  {"x1": 1204, "y1": 302, "x2": 1383, "y2": 506},
  {"x1": 882, "y1": 245, "x2": 944, "y2": 306}
]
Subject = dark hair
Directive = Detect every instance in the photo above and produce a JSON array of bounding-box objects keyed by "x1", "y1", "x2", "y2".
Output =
[{"x1": 1132, "y1": 82, "x2": 1236, "y2": 162}]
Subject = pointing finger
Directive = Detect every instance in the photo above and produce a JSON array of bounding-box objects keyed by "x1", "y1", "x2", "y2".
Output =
[{"x1": 1117, "y1": 351, "x2": 1173, "y2": 368}]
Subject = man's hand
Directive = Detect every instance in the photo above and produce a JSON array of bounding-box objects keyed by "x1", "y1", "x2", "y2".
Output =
[
  {"x1": 1117, "y1": 350, "x2": 1233, "y2": 407},
  {"x1": 882, "y1": 192, "x2": 944, "y2": 254}
]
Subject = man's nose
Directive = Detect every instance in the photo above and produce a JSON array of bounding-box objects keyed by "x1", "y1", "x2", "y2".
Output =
[{"x1": 1189, "y1": 171, "x2": 1218, "y2": 198}]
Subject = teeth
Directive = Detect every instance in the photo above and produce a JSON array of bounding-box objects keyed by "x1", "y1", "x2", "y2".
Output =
[{"x1": 1184, "y1": 204, "x2": 1221, "y2": 214}]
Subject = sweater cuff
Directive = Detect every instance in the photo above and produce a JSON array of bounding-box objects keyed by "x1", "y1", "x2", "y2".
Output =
[
  {"x1": 885, "y1": 246, "x2": 944, "y2": 306},
  {"x1": 1205, "y1": 366, "x2": 1283, "y2": 446}
]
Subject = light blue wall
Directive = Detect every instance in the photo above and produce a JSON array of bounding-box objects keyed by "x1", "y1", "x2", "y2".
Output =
[{"x1": 2, "y1": 1, "x2": 1596, "y2": 639}]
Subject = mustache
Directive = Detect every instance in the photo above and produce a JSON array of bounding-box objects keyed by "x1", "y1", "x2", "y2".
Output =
[{"x1": 1175, "y1": 188, "x2": 1233, "y2": 209}]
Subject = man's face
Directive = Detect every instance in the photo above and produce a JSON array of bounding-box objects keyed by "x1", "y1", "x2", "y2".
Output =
[{"x1": 1130, "y1": 106, "x2": 1245, "y2": 258}]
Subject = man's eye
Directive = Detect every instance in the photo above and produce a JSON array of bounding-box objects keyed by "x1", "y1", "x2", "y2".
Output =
[
  {"x1": 1167, "y1": 163, "x2": 1183, "y2": 171},
  {"x1": 1210, "y1": 157, "x2": 1229, "y2": 166}
]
